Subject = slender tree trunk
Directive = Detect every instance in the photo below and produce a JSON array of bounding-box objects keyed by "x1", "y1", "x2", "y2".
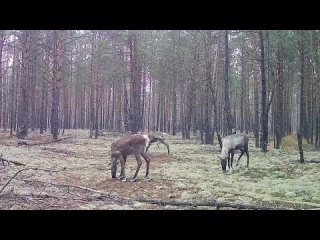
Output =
[
  {"x1": 172, "y1": 83, "x2": 177, "y2": 136},
  {"x1": 0, "y1": 31, "x2": 4, "y2": 130},
  {"x1": 89, "y1": 31, "x2": 96, "y2": 138},
  {"x1": 73, "y1": 63, "x2": 80, "y2": 129},
  {"x1": 298, "y1": 31, "x2": 305, "y2": 163},
  {"x1": 10, "y1": 33, "x2": 17, "y2": 136},
  {"x1": 275, "y1": 37, "x2": 284, "y2": 149},
  {"x1": 95, "y1": 76, "x2": 100, "y2": 138},
  {"x1": 17, "y1": 30, "x2": 31, "y2": 139},
  {"x1": 51, "y1": 30, "x2": 65, "y2": 141},
  {"x1": 30, "y1": 31, "x2": 38, "y2": 131},
  {"x1": 128, "y1": 33, "x2": 141, "y2": 134},
  {"x1": 240, "y1": 37, "x2": 245, "y2": 133},
  {"x1": 252, "y1": 33, "x2": 260, "y2": 147},
  {"x1": 259, "y1": 30, "x2": 269, "y2": 152},
  {"x1": 224, "y1": 30, "x2": 233, "y2": 135},
  {"x1": 147, "y1": 74, "x2": 152, "y2": 132}
]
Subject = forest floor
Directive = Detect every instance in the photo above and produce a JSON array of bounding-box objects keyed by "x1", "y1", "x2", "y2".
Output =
[{"x1": 0, "y1": 129, "x2": 320, "y2": 210}]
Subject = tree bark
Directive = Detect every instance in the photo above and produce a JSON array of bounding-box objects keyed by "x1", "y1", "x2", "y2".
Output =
[
  {"x1": 51, "y1": 30, "x2": 65, "y2": 141},
  {"x1": 17, "y1": 30, "x2": 31, "y2": 139},
  {"x1": 223, "y1": 30, "x2": 233, "y2": 135},
  {"x1": 298, "y1": 31, "x2": 305, "y2": 163},
  {"x1": 89, "y1": 31, "x2": 96, "y2": 138},
  {"x1": 259, "y1": 30, "x2": 269, "y2": 152},
  {"x1": 252, "y1": 33, "x2": 260, "y2": 147},
  {"x1": 275, "y1": 38, "x2": 284, "y2": 149},
  {"x1": 129, "y1": 32, "x2": 141, "y2": 134}
]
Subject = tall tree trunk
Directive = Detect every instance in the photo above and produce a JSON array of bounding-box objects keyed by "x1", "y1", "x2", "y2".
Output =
[
  {"x1": 172, "y1": 83, "x2": 177, "y2": 136},
  {"x1": 40, "y1": 43, "x2": 49, "y2": 134},
  {"x1": 298, "y1": 31, "x2": 305, "y2": 163},
  {"x1": 312, "y1": 31, "x2": 320, "y2": 149},
  {"x1": 10, "y1": 33, "x2": 16, "y2": 136},
  {"x1": 89, "y1": 31, "x2": 96, "y2": 138},
  {"x1": 30, "y1": 31, "x2": 38, "y2": 131},
  {"x1": 141, "y1": 64, "x2": 146, "y2": 131},
  {"x1": 51, "y1": 30, "x2": 65, "y2": 141},
  {"x1": 123, "y1": 80, "x2": 129, "y2": 132},
  {"x1": 240, "y1": 36, "x2": 245, "y2": 133},
  {"x1": 203, "y1": 31, "x2": 213, "y2": 144},
  {"x1": 129, "y1": 32, "x2": 141, "y2": 134},
  {"x1": 17, "y1": 30, "x2": 31, "y2": 139},
  {"x1": 259, "y1": 30, "x2": 269, "y2": 152},
  {"x1": 224, "y1": 30, "x2": 233, "y2": 135},
  {"x1": 94, "y1": 36, "x2": 101, "y2": 139},
  {"x1": 252, "y1": 33, "x2": 260, "y2": 147},
  {"x1": 0, "y1": 31, "x2": 4, "y2": 130},
  {"x1": 275, "y1": 35, "x2": 284, "y2": 149},
  {"x1": 73, "y1": 63, "x2": 80, "y2": 129},
  {"x1": 95, "y1": 78, "x2": 100, "y2": 138}
]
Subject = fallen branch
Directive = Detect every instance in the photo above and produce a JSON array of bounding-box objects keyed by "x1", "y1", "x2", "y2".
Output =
[
  {"x1": 0, "y1": 156, "x2": 26, "y2": 166},
  {"x1": 307, "y1": 160, "x2": 320, "y2": 163},
  {"x1": 0, "y1": 167, "x2": 61, "y2": 195},
  {"x1": 0, "y1": 168, "x2": 29, "y2": 194},
  {"x1": 136, "y1": 198, "x2": 292, "y2": 210},
  {"x1": 18, "y1": 179, "x2": 128, "y2": 203},
  {"x1": 40, "y1": 147, "x2": 75, "y2": 155},
  {"x1": 18, "y1": 137, "x2": 71, "y2": 147}
]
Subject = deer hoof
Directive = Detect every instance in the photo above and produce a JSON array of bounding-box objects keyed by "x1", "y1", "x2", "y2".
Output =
[
  {"x1": 145, "y1": 176, "x2": 151, "y2": 181},
  {"x1": 118, "y1": 176, "x2": 127, "y2": 181},
  {"x1": 130, "y1": 178, "x2": 137, "y2": 182},
  {"x1": 121, "y1": 177, "x2": 127, "y2": 182}
]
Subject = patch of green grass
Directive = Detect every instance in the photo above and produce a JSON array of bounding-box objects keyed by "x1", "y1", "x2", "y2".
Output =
[{"x1": 154, "y1": 133, "x2": 320, "y2": 209}]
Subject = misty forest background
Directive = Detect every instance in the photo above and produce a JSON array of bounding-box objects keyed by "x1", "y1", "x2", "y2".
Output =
[{"x1": 0, "y1": 30, "x2": 319, "y2": 157}]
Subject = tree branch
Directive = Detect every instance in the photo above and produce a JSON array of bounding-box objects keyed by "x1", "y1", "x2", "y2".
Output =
[
  {"x1": 18, "y1": 137, "x2": 71, "y2": 147},
  {"x1": 0, "y1": 168, "x2": 29, "y2": 194},
  {"x1": 0, "y1": 167, "x2": 61, "y2": 195},
  {"x1": 0, "y1": 155, "x2": 26, "y2": 166}
]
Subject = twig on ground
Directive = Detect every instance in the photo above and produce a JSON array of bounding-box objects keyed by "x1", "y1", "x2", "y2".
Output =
[{"x1": 0, "y1": 155, "x2": 26, "y2": 166}]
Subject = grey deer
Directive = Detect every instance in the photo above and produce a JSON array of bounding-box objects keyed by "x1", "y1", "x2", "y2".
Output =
[{"x1": 219, "y1": 133, "x2": 249, "y2": 173}]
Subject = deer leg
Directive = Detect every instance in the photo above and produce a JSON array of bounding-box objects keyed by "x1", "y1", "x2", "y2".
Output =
[
  {"x1": 131, "y1": 154, "x2": 142, "y2": 182},
  {"x1": 161, "y1": 141, "x2": 170, "y2": 155},
  {"x1": 236, "y1": 149, "x2": 245, "y2": 167},
  {"x1": 245, "y1": 145, "x2": 249, "y2": 169},
  {"x1": 229, "y1": 151, "x2": 235, "y2": 173},
  {"x1": 141, "y1": 152, "x2": 151, "y2": 179},
  {"x1": 111, "y1": 156, "x2": 118, "y2": 179},
  {"x1": 227, "y1": 154, "x2": 230, "y2": 171},
  {"x1": 146, "y1": 143, "x2": 151, "y2": 153},
  {"x1": 118, "y1": 155, "x2": 127, "y2": 181}
]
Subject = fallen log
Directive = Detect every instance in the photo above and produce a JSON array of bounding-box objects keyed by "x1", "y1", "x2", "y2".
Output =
[
  {"x1": 308, "y1": 160, "x2": 320, "y2": 163},
  {"x1": 18, "y1": 137, "x2": 71, "y2": 147},
  {"x1": 18, "y1": 179, "x2": 127, "y2": 202},
  {"x1": 136, "y1": 198, "x2": 293, "y2": 210},
  {"x1": 0, "y1": 156, "x2": 26, "y2": 166}
]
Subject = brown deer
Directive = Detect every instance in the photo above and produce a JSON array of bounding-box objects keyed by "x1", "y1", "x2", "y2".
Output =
[
  {"x1": 110, "y1": 134, "x2": 152, "y2": 182},
  {"x1": 145, "y1": 132, "x2": 170, "y2": 155},
  {"x1": 219, "y1": 133, "x2": 249, "y2": 173}
]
